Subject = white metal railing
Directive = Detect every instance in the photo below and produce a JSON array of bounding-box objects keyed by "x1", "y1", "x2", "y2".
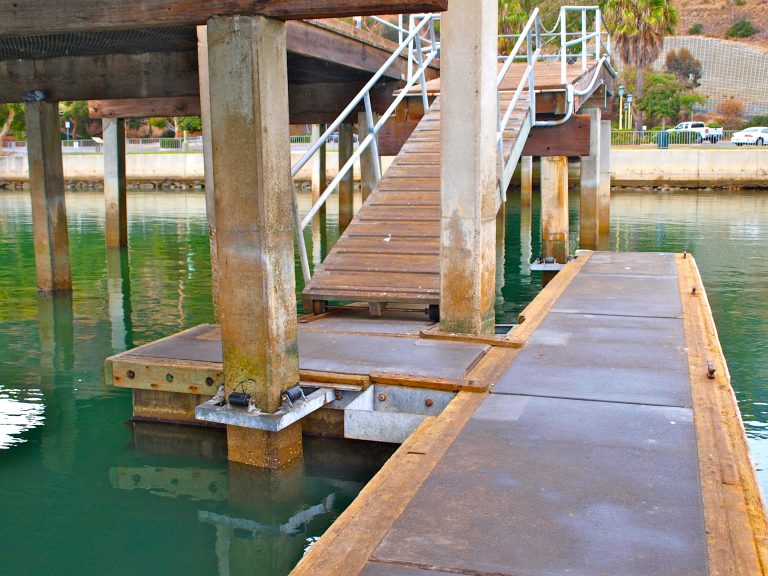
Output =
[
  {"x1": 612, "y1": 130, "x2": 735, "y2": 147},
  {"x1": 495, "y1": 6, "x2": 616, "y2": 199},
  {"x1": 290, "y1": 12, "x2": 440, "y2": 283}
]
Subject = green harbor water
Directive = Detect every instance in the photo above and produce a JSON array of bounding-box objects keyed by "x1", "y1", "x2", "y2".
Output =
[{"x1": 0, "y1": 187, "x2": 766, "y2": 575}]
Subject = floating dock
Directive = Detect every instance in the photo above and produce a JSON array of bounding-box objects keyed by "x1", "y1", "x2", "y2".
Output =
[{"x1": 107, "y1": 251, "x2": 768, "y2": 575}]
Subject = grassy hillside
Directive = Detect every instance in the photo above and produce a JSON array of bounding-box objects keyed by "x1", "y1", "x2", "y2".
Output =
[{"x1": 673, "y1": 0, "x2": 768, "y2": 47}]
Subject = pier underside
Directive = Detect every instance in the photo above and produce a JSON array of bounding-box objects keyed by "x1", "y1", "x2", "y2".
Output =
[{"x1": 107, "y1": 251, "x2": 768, "y2": 575}]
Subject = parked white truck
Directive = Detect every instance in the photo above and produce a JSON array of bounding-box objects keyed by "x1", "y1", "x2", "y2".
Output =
[{"x1": 668, "y1": 122, "x2": 724, "y2": 143}]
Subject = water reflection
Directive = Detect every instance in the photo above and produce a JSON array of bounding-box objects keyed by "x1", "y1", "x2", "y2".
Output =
[
  {"x1": 110, "y1": 423, "x2": 391, "y2": 576},
  {"x1": 0, "y1": 391, "x2": 45, "y2": 449}
]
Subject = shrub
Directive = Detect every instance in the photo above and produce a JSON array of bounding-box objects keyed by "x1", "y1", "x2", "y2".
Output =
[
  {"x1": 734, "y1": 0, "x2": 747, "y2": 6},
  {"x1": 687, "y1": 23, "x2": 703, "y2": 35},
  {"x1": 726, "y1": 20, "x2": 756, "y2": 38}
]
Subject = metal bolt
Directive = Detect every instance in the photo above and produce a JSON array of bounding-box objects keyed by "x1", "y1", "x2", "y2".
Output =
[
  {"x1": 683, "y1": 251, "x2": 687, "y2": 259},
  {"x1": 425, "y1": 398, "x2": 434, "y2": 407},
  {"x1": 127, "y1": 370, "x2": 135, "y2": 379},
  {"x1": 335, "y1": 391, "x2": 344, "y2": 401},
  {"x1": 205, "y1": 377, "x2": 214, "y2": 387},
  {"x1": 691, "y1": 286, "x2": 697, "y2": 294},
  {"x1": 165, "y1": 373, "x2": 174, "y2": 383},
  {"x1": 707, "y1": 361, "x2": 716, "y2": 380},
  {"x1": 378, "y1": 393, "x2": 387, "y2": 402}
]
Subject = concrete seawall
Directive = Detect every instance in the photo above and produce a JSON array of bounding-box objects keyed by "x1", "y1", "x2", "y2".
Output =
[
  {"x1": 611, "y1": 149, "x2": 768, "y2": 188},
  {"x1": 1, "y1": 149, "x2": 766, "y2": 188},
  {"x1": 0, "y1": 151, "x2": 393, "y2": 184}
]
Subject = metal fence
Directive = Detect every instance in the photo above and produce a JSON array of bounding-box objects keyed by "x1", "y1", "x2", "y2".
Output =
[{"x1": 611, "y1": 130, "x2": 740, "y2": 147}]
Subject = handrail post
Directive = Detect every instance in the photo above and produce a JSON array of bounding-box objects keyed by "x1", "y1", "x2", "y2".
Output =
[
  {"x1": 595, "y1": 8, "x2": 601, "y2": 60},
  {"x1": 363, "y1": 92, "x2": 382, "y2": 183},
  {"x1": 528, "y1": 24, "x2": 536, "y2": 127},
  {"x1": 414, "y1": 29, "x2": 430, "y2": 114},
  {"x1": 581, "y1": 9, "x2": 587, "y2": 71},
  {"x1": 560, "y1": 7, "x2": 567, "y2": 84}
]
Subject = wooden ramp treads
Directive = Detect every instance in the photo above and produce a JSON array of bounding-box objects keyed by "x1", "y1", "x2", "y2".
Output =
[{"x1": 302, "y1": 93, "x2": 530, "y2": 308}]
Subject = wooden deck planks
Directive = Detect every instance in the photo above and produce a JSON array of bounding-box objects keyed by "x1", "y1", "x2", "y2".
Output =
[{"x1": 302, "y1": 86, "x2": 530, "y2": 306}]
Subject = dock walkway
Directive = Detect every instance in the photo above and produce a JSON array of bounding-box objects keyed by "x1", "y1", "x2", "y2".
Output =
[
  {"x1": 292, "y1": 251, "x2": 768, "y2": 576},
  {"x1": 301, "y1": 61, "x2": 601, "y2": 310}
]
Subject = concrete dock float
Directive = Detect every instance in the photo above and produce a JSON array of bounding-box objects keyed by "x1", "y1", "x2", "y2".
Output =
[{"x1": 107, "y1": 251, "x2": 768, "y2": 575}]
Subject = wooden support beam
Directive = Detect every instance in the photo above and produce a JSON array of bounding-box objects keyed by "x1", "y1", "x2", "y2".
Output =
[
  {"x1": 0, "y1": 51, "x2": 199, "y2": 104},
  {"x1": 0, "y1": 1, "x2": 448, "y2": 36},
  {"x1": 207, "y1": 14, "x2": 301, "y2": 468},
  {"x1": 88, "y1": 79, "x2": 400, "y2": 123},
  {"x1": 103, "y1": 118, "x2": 128, "y2": 248},
  {"x1": 598, "y1": 119, "x2": 611, "y2": 236},
  {"x1": 338, "y1": 123, "x2": 355, "y2": 232},
  {"x1": 197, "y1": 25, "x2": 220, "y2": 321},
  {"x1": 439, "y1": 0, "x2": 497, "y2": 336},
  {"x1": 522, "y1": 115, "x2": 590, "y2": 157},
  {"x1": 540, "y1": 156, "x2": 569, "y2": 264},
  {"x1": 520, "y1": 156, "x2": 533, "y2": 206},
  {"x1": 579, "y1": 108, "x2": 600, "y2": 250},
  {"x1": 90, "y1": 97, "x2": 200, "y2": 119},
  {"x1": 26, "y1": 101, "x2": 72, "y2": 292}
]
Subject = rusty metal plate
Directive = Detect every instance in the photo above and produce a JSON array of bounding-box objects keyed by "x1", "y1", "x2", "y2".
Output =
[
  {"x1": 551, "y1": 273, "x2": 682, "y2": 318},
  {"x1": 373, "y1": 395, "x2": 707, "y2": 576},
  {"x1": 493, "y1": 313, "x2": 691, "y2": 407},
  {"x1": 126, "y1": 325, "x2": 487, "y2": 380},
  {"x1": 582, "y1": 251, "x2": 678, "y2": 277}
]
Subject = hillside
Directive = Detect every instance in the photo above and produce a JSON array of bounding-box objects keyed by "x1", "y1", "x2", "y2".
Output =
[{"x1": 673, "y1": 0, "x2": 768, "y2": 48}]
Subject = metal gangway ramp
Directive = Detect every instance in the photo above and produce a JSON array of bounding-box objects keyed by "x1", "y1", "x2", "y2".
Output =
[{"x1": 294, "y1": 8, "x2": 616, "y2": 313}]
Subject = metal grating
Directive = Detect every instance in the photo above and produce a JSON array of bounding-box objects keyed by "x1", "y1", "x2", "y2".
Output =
[{"x1": 0, "y1": 27, "x2": 197, "y2": 61}]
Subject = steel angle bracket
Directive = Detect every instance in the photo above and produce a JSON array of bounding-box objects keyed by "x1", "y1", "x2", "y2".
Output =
[{"x1": 195, "y1": 387, "x2": 335, "y2": 432}]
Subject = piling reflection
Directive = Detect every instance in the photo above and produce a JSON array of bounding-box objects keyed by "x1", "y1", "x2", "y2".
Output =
[
  {"x1": 111, "y1": 423, "x2": 394, "y2": 576},
  {"x1": 106, "y1": 247, "x2": 134, "y2": 352},
  {"x1": 37, "y1": 292, "x2": 78, "y2": 473}
]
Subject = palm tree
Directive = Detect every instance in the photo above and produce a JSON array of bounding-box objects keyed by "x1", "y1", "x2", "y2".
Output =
[{"x1": 601, "y1": 0, "x2": 678, "y2": 130}]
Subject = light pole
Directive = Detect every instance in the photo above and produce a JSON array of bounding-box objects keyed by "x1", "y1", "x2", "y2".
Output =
[{"x1": 618, "y1": 85, "x2": 625, "y2": 130}]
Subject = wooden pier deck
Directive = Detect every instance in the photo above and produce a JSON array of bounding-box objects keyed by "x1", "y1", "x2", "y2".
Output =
[
  {"x1": 291, "y1": 252, "x2": 768, "y2": 576},
  {"x1": 107, "y1": 251, "x2": 768, "y2": 574},
  {"x1": 301, "y1": 61, "x2": 603, "y2": 310}
]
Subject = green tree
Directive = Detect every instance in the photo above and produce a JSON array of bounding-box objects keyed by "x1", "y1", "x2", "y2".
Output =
[
  {"x1": 601, "y1": 0, "x2": 678, "y2": 130},
  {"x1": 726, "y1": 19, "x2": 756, "y2": 38},
  {"x1": 58, "y1": 101, "x2": 91, "y2": 139},
  {"x1": 177, "y1": 116, "x2": 203, "y2": 133},
  {"x1": 665, "y1": 47, "x2": 701, "y2": 89},
  {"x1": 679, "y1": 93, "x2": 707, "y2": 120},
  {"x1": 0, "y1": 104, "x2": 25, "y2": 147},
  {"x1": 637, "y1": 72, "x2": 681, "y2": 128}
]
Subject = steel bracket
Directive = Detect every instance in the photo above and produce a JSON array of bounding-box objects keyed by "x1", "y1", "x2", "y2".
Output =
[{"x1": 195, "y1": 387, "x2": 335, "y2": 432}]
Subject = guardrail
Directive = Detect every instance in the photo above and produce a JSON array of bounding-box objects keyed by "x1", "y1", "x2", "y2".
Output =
[
  {"x1": 611, "y1": 130, "x2": 738, "y2": 147},
  {"x1": 289, "y1": 12, "x2": 440, "y2": 283}
]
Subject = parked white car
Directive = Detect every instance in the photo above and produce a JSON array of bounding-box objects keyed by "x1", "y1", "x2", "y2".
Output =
[
  {"x1": 732, "y1": 127, "x2": 768, "y2": 146},
  {"x1": 668, "y1": 122, "x2": 724, "y2": 143}
]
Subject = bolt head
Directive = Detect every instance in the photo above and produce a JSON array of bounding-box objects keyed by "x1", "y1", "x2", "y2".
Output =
[
  {"x1": 378, "y1": 393, "x2": 387, "y2": 402},
  {"x1": 425, "y1": 398, "x2": 434, "y2": 407}
]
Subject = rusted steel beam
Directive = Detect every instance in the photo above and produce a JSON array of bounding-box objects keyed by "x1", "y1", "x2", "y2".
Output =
[{"x1": 0, "y1": 1, "x2": 449, "y2": 36}]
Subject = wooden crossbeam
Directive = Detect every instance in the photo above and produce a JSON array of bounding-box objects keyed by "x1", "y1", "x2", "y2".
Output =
[{"x1": 0, "y1": 0, "x2": 448, "y2": 36}]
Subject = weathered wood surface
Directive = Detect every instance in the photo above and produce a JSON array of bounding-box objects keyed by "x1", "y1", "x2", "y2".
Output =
[
  {"x1": 302, "y1": 94, "x2": 530, "y2": 306},
  {"x1": 0, "y1": 0, "x2": 449, "y2": 36},
  {"x1": 12, "y1": 19, "x2": 436, "y2": 105}
]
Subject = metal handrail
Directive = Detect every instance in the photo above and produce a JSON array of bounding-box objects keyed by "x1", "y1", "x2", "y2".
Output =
[{"x1": 290, "y1": 13, "x2": 440, "y2": 284}]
